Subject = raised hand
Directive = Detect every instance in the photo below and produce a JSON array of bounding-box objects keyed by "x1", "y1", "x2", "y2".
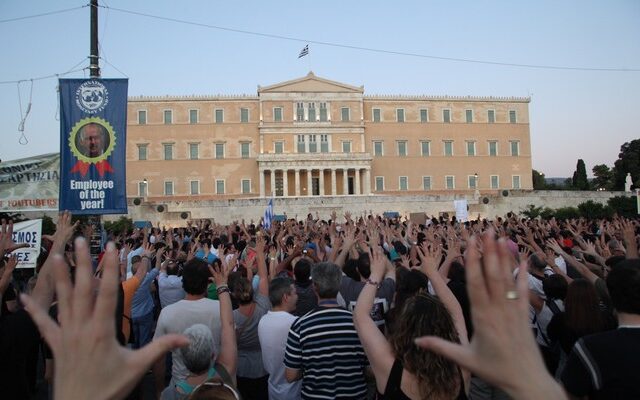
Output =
[
  {"x1": 21, "y1": 239, "x2": 188, "y2": 400},
  {"x1": 0, "y1": 220, "x2": 30, "y2": 255}
]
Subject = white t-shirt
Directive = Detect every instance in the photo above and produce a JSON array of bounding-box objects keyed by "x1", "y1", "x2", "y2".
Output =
[
  {"x1": 258, "y1": 310, "x2": 301, "y2": 400},
  {"x1": 153, "y1": 298, "x2": 222, "y2": 383},
  {"x1": 157, "y1": 272, "x2": 185, "y2": 308}
]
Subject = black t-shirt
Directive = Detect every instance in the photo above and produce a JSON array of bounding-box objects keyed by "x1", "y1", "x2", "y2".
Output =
[
  {"x1": 0, "y1": 309, "x2": 41, "y2": 399},
  {"x1": 561, "y1": 328, "x2": 640, "y2": 399}
]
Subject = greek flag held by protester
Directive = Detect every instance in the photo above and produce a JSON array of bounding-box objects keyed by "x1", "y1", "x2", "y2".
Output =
[
  {"x1": 298, "y1": 44, "x2": 309, "y2": 58},
  {"x1": 263, "y1": 198, "x2": 274, "y2": 229}
]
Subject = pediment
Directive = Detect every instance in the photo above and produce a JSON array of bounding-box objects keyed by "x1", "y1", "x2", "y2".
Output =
[{"x1": 259, "y1": 72, "x2": 363, "y2": 94}]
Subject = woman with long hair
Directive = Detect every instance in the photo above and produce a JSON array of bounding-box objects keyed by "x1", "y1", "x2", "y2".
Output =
[{"x1": 354, "y1": 244, "x2": 469, "y2": 399}]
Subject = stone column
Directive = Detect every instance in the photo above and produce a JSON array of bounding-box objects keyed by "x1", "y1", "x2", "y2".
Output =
[
  {"x1": 282, "y1": 169, "x2": 288, "y2": 197},
  {"x1": 354, "y1": 168, "x2": 361, "y2": 195},
  {"x1": 331, "y1": 169, "x2": 337, "y2": 195},
  {"x1": 364, "y1": 168, "x2": 371, "y2": 195},
  {"x1": 307, "y1": 169, "x2": 313, "y2": 196},
  {"x1": 343, "y1": 168, "x2": 349, "y2": 195},
  {"x1": 319, "y1": 169, "x2": 325, "y2": 196},
  {"x1": 294, "y1": 169, "x2": 300, "y2": 197},
  {"x1": 269, "y1": 169, "x2": 275, "y2": 197},
  {"x1": 259, "y1": 169, "x2": 265, "y2": 198}
]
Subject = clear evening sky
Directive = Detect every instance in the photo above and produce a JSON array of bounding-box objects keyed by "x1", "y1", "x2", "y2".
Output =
[{"x1": 1, "y1": 0, "x2": 638, "y2": 178}]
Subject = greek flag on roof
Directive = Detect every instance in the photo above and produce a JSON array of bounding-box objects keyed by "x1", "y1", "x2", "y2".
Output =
[
  {"x1": 263, "y1": 198, "x2": 274, "y2": 230},
  {"x1": 298, "y1": 44, "x2": 309, "y2": 58}
]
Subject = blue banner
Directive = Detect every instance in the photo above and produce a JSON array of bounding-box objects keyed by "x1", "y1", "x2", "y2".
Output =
[{"x1": 59, "y1": 79, "x2": 128, "y2": 214}]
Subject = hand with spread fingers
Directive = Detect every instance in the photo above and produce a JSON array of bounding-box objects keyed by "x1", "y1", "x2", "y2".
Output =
[
  {"x1": 0, "y1": 219, "x2": 30, "y2": 255},
  {"x1": 21, "y1": 238, "x2": 189, "y2": 400},
  {"x1": 414, "y1": 233, "x2": 567, "y2": 400}
]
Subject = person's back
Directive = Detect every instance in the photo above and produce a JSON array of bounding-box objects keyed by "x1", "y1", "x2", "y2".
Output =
[{"x1": 561, "y1": 260, "x2": 640, "y2": 399}]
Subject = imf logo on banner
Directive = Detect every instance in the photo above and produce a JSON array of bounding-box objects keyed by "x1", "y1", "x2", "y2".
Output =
[{"x1": 75, "y1": 80, "x2": 110, "y2": 114}]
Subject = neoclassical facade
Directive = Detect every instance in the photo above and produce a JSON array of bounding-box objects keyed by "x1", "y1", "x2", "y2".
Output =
[{"x1": 126, "y1": 73, "x2": 532, "y2": 202}]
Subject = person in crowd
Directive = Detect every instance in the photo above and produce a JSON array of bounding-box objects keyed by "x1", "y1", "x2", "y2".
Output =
[
  {"x1": 284, "y1": 261, "x2": 369, "y2": 399},
  {"x1": 561, "y1": 259, "x2": 640, "y2": 398},
  {"x1": 153, "y1": 258, "x2": 222, "y2": 398},
  {"x1": 161, "y1": 260, "x2": 237, "y2": 399},
  {"x1": 130, "y1": 248, "x2": 161, "y2": 349},
  {"x1": 158, "y1": 256, "x2": 186, "y2": 309},
  {"x1": 258, "y1": 276, "x2": 301, "y2": 399},
  {"x1": 354, "y1": 243, "x2": 469, "y2": 399},
  {"x1": 535, "y1": 274, "x2": 567, "y2": 373},
  {"x1": 232, "y1": 235, "x2": 271, "y2": 399},
  {"x1": 291, "y1": 257, "x2": 316, "y2": 316}
]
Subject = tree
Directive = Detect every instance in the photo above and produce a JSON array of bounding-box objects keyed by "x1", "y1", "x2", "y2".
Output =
[
  {"x1": 532, "y1": 169, "x2": 546, "y2": 189},
  {"x1": 592, "y1": 164, "x2": 613, "y2": 190},
  {"x1": 572, "y1": 159, "x2": 589, "y2": 190},
  {"x1": 613, "y1": 139, "x2": 640, "y2": 191}
]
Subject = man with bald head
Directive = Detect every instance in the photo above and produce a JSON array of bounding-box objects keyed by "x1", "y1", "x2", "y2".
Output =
[{"x1": 79, "y1": 123, "x2": 106, "y2": 157}]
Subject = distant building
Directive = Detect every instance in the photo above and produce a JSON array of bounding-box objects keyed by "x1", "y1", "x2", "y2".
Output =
[{"x1": 126, "y1": 72, "x2": 532, "y2": 201}]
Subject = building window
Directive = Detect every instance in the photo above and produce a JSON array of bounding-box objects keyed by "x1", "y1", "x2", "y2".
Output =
[
  {"x1": 423, "y1": 176, "x2": 432, "y2": 190},
  {"x1": 190, "y1": 180, "x2": 200, "y2": 195},
  {"x1": 397, "y1": 141, "x2": 408, "y2": 157},
  {"x1": 189, "y1": 109, "x2": 198, "y2": 124},
  {"x1": 509, "y1": 110, "x2": 517, "y2": 123},
  {"x1": 512, "y1": 175, "x2": 521, "y2": 189},
  {"x1": 320, "y1": 134, "x2": 329, "y2": 152},
  {"x1": 274, "y1": 141, "x2": 284, "y2": 154},
  {"x1": 308, "y1": 135, "x2": 317, "y2": 153},
  {"x1": 445, "y1": 175, "x2": 455, "y2": 189},
  {"x1": 420, "y1": 108, "x2": 428, "y2": 123},
  {"x1": 466, "y1": 141, "x2": 476, "y2": 156},
  {"x1": 297, "y1": 135, "x2": 305, "y2": 153},
  {"x1": 342, "y1": 141, "x2": 351, "y2": 153},
  {"x1": 488, "y1": 109, "x2": 495, "y2": 123},
  {"x1": 319, "y1": 102, "x2": 328, "y2": 121},
  {"x1": 396, "y1": 108, "x2": 405, "y2": 123},
  {"x1": 163, "y1": 144, "x2": 173, "y2": 161},
  {"x1": 215, "y1": 180, "x2": 225, "y2": 194},
  {"x1": 215, "y1": 109, "x2": 224, "y2": 124},
  {"x1": 375, "y1": 176, "x2": 384, "y2": 191},
  {"x1": 373, "y1": 108, "x2": 381, "y2": 122},
  {"x1": 296, "y1": 102, "x2": 304, "y2": 122},
  {"x1": 215, "y1": 143, "x2": 225, "y2": 159},
  {"x1": 241, "y1": 142, "x2": 250, "y2": 159},
  {"x1": 420, "y1": 141, "x2": 431, "y2": 157},
  {"x1": 240, "y1": 108, "x2": 249, "y2": 123},
  {"x1": 308, "y1": 103, "x2": 316, "y2": 122},
  {"x1": 189, "y1": 143, "x2": 199, "y2": 160},
  {"x1": 444, "y1": 141, "x2": 453, "y2": 156},
  {"x1": 465, "y1": 109, "x2": 473, "y2": 123},
  {"x1": 241, "y1": 179, "x2": 251, "y2": 194},
  {"x1": 468, "y1": 175, "x2": 478, "y2": 189},
  {"x1": 137, "y1": 144, "x2": 147, "y2": 161},
  {"x1": 399, "y1": 176, "x2": 408, "y2": 191},
  {"x1": 273, "y1": 107, "x2": 283, "y2": 122},
  {"x1": 341, "y1": 107, "x2": 350, "y2": 122},
  {"x1": 443, "y1": 109, "x2": 451, "y2": 123},
  {"x1": 164, "y1": 181, "x2": 174, "y2": 196},
  {"x1": 163, "y1": 110, "x2": 172, "y2": 125},
  {"x1": 510, "y1": 141, "x2": 520, "y2": 156},
  {"x1": 373, "y1": 141, "x2": 383, "y2": 156},
  {"x1": 138, "y1": 110, "x2": 147, "y2": 125},
  {"x1": 489, "y1": 141, "x2": 498, "y2": 156},
  {"x1": 490, "y1": 175, "x2": 499, "y2": 189},
  {"x1": 138, "y1": 181, "x2": 147, "y2": 197}
]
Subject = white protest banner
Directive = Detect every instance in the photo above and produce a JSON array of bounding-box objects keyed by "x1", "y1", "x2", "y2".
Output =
[
  {"x1": 11, "y1": 219, "x2": 42, "y2": 269},
  {"x1": 454, "y1": 199, "x2": 468, "y2": 222},
  {"x1": 0, "y1": 153, "x2": 59, "y2": 212}
]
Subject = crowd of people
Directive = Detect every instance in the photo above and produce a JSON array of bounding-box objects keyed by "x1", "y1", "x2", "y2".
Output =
[{"x1": 0, "y1": 210, "x2": 639, "y2": 400}]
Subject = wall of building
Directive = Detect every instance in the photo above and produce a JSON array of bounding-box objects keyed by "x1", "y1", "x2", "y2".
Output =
[{"x1": 116, "y1": 191, "x2": 632, "y2": 226}]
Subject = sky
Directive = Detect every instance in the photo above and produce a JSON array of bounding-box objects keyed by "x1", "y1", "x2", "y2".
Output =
[{"x1": 1, "y1": 0, "x2": 639, "y2": 178}]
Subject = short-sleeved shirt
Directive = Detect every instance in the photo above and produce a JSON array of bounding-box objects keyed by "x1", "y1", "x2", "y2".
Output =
[
  {"x1": 561, "y1": 328, "x2": 640, "y2": 399},
  {"x1": 233, "y1": 293, "x2": 271, "y2": 378},
  {"x1": 340, "y1": 276, "x2": 395, "y2": 328},
  {"x1": 154, "y1": 298, "x2": 222, "y2": 383},
  {"x1": 121, "y1": 276, "x2": 141, "y2": 343},
  {"x1": 158, "y1": 272, "x2": 185, "y2": 308},
  {"x1": 284, "y1": 306, "x2": 368, "y2": 399},
  {"x1": 131, "y1": 268, "x2": 159, "y2": 318}
]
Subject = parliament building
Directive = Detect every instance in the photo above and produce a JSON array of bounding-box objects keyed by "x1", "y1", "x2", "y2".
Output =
[{"x1": 126, "y1": 72, "x2": 532, "y2": 202}]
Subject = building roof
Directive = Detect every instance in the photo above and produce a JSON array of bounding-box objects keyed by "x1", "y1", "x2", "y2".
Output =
[{"x1": 258, "y1": 71, "x2": 364, "y2": 94}]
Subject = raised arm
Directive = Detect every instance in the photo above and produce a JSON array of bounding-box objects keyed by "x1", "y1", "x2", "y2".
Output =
[
  {"x1": 547, "y1": 239, "x2": 598, "y2": 284},
  {"x1": 255, "y1": 235, "x2": 269, "y2": 297},
  {"x1": 0, "y1": 254, "x2": 17, "y2": 297},
  {"x1": 334, "y1": 225, "x2": 356, "y2": 269},
  {"x1": 209, "y1": 261, "x2": 237, "y2": 381},
  {"x1": 353, "y1": 246, "x2": 395, "y2": 393}
]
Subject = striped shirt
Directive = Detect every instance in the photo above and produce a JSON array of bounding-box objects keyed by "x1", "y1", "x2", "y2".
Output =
[{"x1": 284, "y1": 306, "x2": 368, "y2": 399}]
